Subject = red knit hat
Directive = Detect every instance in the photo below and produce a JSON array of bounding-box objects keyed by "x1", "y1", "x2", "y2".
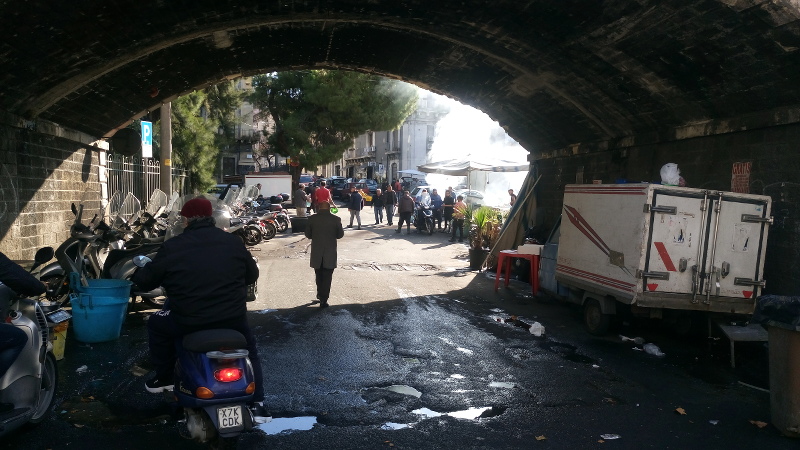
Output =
[{"x1": 180, "y1": 197, "x2": 213, "y2": 218}]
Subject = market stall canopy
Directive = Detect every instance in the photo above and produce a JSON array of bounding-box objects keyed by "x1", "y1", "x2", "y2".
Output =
[{"x1": 418, "y1": 158, "x2": 530, "y2": 176}]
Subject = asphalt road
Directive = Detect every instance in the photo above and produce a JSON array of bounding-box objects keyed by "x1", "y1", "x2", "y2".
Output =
[{"x1": 3, "y1": 208, "x2": 796, "y2": 449}]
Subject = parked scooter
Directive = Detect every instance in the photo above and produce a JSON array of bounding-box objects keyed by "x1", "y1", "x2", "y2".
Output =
[
  {"x1": 414, "y1": 203, "x2": 435, "y2": 235},
  {"x1": 133, "y1": 254, "x2": 260, "y2": 446},
  {"x1": 0, "y1": 247, "x2": 69, "y2": 437},
  {"x1": 39, "y1": 191, "x2": 167, "y2": 308}
]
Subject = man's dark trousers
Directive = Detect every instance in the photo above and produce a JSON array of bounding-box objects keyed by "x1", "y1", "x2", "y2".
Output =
[{"x1": 315, "y1": 267, "x2": 334, "y2": 302}]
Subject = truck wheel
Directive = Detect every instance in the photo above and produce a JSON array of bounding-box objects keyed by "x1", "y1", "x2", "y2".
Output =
[{"x1": 583, "y1": 299, "x2": 612, "y2": 336}]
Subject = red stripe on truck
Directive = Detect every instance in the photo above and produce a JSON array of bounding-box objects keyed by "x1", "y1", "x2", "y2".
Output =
[{"x1": 653, "y1": 242, "x2": 677, "y2": 272}]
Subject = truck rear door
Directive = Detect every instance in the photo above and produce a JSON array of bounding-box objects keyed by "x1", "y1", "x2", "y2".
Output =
[
  {"x1": 644, "y1": 189, "x2": 770, "y2": 303},
  {"x1": 644, "y1": 190, "x2": 709, "y2": 296},
  {"x1": 700, "y1": 193, "x2": 771, "y2": 302}
]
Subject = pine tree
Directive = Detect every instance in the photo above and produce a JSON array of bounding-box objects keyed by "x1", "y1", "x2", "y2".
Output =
[{"x1": 250, "y1": 70, "x2": 418, "y2": 186}]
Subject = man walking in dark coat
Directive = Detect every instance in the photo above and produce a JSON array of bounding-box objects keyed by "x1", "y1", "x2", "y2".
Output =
[{"x1": 305, "y1": 202, "x2": 344, "y2": 307}]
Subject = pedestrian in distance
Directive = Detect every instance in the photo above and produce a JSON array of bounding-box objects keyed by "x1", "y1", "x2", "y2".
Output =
[
  {"x1": 372, "y1": 188, "x2": 384, "y2": 225},
  {"x1": 449, "y1": 195, "x2": 467, "y2": 243},
  {"x1": 346, "y1": 186, "x2": 364, "y2": 230},
  {"x1": 305, "y1": 202, "x2": 344, "y2": 308},
  {"x1": 394, "y1": 179, "x2": 402, "y2": 194},
  {"x1": 508, "y1": 189, "x2": 517, "y2": 207},
  {"x1": 382, "y1": 185, "x2": 398, "y2": 226},
  {"x1": 442, "y1": 188, "x2": 455, "y2": 233},
  {"x1": 430, "y1": 188, "x2": 443, "y2": 230},
  {"x1": 294, "y1": 183, "x2": 309, "y2": 217},
  {"x1": 313, "y1": 180, "x2": 332, "y2": 213},
  {"x1": 396, "y1": 190, "x2": 415, "y2": 234},
  {"x1": 307, "y1": 183, "x2": 317, "y2": 214}
]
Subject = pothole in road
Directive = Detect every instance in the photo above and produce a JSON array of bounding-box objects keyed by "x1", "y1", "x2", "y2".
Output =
[
  {"x1": 257, "y1": 416, "x2": 318, "y2": 435},
  {"x1": 381, "y1": 405, "x2": 507, "y2": 430},
  {"x1": 412, "y1": 405, "x2": 506, "y2": 420}
]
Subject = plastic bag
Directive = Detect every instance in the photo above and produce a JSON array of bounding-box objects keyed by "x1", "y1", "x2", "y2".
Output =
[{"x1": 660, "y1": 163, "x2": 681, "y2": 186}]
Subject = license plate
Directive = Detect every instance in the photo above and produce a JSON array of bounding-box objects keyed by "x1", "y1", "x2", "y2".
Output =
[{"x1": 217, "y1": 405, "x2": 243, "y2": 430}]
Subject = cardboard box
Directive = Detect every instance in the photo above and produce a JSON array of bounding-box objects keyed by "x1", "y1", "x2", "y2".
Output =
[{"x1": 517, "y1": 244, "x2": 543, "y2": 255}]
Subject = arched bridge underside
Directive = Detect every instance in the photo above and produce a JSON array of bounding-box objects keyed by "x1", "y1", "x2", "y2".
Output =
[
  {"x1": 2, "y1": 1, "x2": 800, "y2": 292},
  {"x1": 3, "y1": 0, "x2": 800, "y2": 152}
]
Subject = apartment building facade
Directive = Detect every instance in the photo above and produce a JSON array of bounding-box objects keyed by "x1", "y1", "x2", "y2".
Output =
[{"x1": 318, "y1": 91, "x2": 449, "y2": 182}]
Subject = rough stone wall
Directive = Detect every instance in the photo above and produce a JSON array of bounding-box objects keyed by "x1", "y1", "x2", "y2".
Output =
[
  {"x1": 0, "y1": 122, "x2": 103, "y2": 260},
  {"x1": 535, "y1": 124, "x2": 800, "y2": 295}
]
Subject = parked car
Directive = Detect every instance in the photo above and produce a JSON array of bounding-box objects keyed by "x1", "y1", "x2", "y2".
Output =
[
  {"x1": 454, "y1": 189, "x2": 485, "y2": 208},
  {"x1": 299, "y1": 174, "x2": 314, "y2": 185},
  {"x1": 341, "y1": 182, "x2": 373, "y2": 205},
  {"x1": 357, "y1": 179, "x2": 379, "y2": 195},
  {"x1": 328, "y1": 177, "x2": 348, "y2": 198}
]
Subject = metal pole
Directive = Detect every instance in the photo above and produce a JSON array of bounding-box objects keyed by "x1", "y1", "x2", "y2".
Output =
[{"x1": 160, "y1": 102, "x2": 173, "y2": 194}]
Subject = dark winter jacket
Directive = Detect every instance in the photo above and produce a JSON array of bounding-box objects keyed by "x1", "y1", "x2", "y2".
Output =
[
  {"x1": 131, "y1": 220, "x2": 258, "y2": 327},
  {"x1": 348, "y1": 191, "x2": 364, "y2": 210},
  {"x1": 382, "y1": 190, "x2": 397, "y2": 206},
  {"x1": 0, "y1": 252, "x2": 46, "y2": 296}
]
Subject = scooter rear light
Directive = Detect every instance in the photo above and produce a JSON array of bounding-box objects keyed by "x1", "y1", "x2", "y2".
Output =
[
  {"x1": 214, "y1": 367, "x2": 243, "y2": 382},
  {"x1": 196, "y1": 387, "x2": 215, "y2": 399}
]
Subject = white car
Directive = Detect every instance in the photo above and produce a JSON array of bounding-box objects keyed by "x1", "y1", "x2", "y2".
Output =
[{"x1": 454, "y1": 189, "x2": 485, "y2": 208}]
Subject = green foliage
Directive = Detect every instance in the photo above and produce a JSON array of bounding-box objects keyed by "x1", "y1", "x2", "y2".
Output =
[
  {"x1": 170, "y1": 91, "x2": 220, "y2": 192},
  {"x1": 250, "y1": 70, "x2": 418, "y2": 184},
  {"x1": 152, "y1": 82, "x2": 245, "y2": 193},
  {"x1": 468, "y1": 206, "x2": 502, "y2": 250}
]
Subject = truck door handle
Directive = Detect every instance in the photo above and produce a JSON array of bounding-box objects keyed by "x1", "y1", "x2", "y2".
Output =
[
  {"x1": 741, "y1": 214, "x2": 773, "y2": 224},
  {"x1": 644, "y1": 205, "x2": 677, "y2": 214},
  {"x1": 639, "y1": 271, "x2": 670, "y2": 280},
  {"x1": 734, "y1": 277, "x2": 766, "y2": 287}
]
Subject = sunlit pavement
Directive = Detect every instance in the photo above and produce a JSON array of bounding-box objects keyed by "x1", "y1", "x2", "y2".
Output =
[{"x1": 3, "y1": 210, "x2": 796, "y2": 449}]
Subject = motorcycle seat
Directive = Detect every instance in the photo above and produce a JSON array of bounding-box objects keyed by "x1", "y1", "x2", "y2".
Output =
[
  {"x1": 101, "y1": 244, "x2": 162, "y2": 278},
  {"x1": 182, "y1": 329, "x2": 248, "y2": 353}
]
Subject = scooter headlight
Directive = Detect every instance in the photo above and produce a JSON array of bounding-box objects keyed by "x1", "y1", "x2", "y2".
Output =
[{"x1": 214, "y1": 367, "x2": 243, "y2": 382}]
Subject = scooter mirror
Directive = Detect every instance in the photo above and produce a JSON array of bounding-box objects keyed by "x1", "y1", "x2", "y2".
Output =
[
  {"x1": 133, "y1": 255, "x2": 152, "y2": 268},
  {"x1": 34, "y1": 247, "x2": 55, "y2": 265}
]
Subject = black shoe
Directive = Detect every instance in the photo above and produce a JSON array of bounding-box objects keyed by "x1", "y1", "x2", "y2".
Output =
[
  {"x1": 145, "y1": 376, "x2": 174, "y2": 393},
  {"x1": 320, "y1": 301, "x2": 329, "y2": 308},
  {"x1": 346, "y1": 225, "x2": 353, "y2": 228}
]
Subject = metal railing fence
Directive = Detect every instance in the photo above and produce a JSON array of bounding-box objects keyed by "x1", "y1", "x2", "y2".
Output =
[{"x1": 107, "y1": 155, "x2": 189, "y2": 207}]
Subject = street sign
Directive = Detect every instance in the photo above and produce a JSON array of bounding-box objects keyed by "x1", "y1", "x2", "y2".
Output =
[{"x1": 141, "y1": 121, "x2": 153, "y2": 158}]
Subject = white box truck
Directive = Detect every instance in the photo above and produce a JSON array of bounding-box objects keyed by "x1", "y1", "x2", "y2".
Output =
[{"x1": 539, "y1": 183, "x2": 772, "y2": 335}]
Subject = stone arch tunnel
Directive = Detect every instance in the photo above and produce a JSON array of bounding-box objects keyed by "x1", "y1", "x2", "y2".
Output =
[{"x1": 1, "y1": 1, "x2": 799, "y2": 292}]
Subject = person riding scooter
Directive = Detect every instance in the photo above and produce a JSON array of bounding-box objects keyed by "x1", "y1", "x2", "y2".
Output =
[
  {"x1": 130, "y1": 197, "x2": 268, "y2": 417},
  {"x1": 0, "y1": 252, "x2": 47, "y2": 413}
]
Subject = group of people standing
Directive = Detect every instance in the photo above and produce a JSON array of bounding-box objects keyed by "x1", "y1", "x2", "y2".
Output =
[{"x1": 293, "y1": 181, "x2": 334, "y2": 217}]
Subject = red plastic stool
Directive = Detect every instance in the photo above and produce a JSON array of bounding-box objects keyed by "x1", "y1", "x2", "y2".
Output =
[{"x1": 494, "y1": 249, "x2": 540, "y2": 296}]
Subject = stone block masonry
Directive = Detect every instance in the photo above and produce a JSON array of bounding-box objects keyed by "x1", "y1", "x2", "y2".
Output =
[{"x1": 0, "y1": 120, "x2": 104, "y2": 260}]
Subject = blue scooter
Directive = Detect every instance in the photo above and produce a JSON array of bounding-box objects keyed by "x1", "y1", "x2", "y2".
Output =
[{"x1": 133, "y1": 256, "x2": 258, "y2": 446}]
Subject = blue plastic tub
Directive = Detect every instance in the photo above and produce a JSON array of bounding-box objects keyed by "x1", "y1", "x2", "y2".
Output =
[{"x1": 69, "y1": 274, "x2": 132, "y2": 343}]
